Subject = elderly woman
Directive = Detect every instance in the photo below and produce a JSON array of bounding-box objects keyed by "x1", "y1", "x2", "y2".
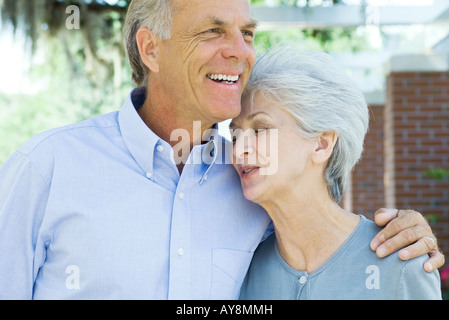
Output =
[{"x1": 230, "y1": 46, "x2": 441, "y2": 300}]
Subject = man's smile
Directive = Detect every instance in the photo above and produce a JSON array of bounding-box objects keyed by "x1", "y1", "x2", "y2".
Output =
[{"x1": 206, "y1": 73, "x2": 240, "y2": 84}]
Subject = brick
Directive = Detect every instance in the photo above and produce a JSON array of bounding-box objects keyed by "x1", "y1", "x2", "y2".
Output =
[
  {"x1": 352, "y1": 69, "x2": 449, "y2": 253},
  {"x1": 392, "y1": 72, "x2": 420, "y2": 78}
]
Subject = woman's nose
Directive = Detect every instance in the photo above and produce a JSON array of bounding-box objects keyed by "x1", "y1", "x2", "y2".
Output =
[{"x1": 233, "y1": 130, "x2": 256, "y2": 161}]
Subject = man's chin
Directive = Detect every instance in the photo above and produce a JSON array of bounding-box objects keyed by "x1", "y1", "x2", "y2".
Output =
[{"x1": 209, "y1": 103, "x2": 241, "y2": 122}]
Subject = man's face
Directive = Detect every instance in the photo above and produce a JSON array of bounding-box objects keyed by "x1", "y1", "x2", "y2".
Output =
[{"x1": 155, "y1": 0, "x2": 257, "y2": 125}]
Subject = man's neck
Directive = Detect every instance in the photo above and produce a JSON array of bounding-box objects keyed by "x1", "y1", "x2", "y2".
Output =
[{"x1": 137, "y1": 90, "x2": 216, "y2": 174}]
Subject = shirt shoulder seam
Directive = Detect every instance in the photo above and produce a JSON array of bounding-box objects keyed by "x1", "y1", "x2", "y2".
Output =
[
  {"x1": 22, "y1": 123, "x2": 119, "y2": 156},
  {"x1": 14, "y1": 149, "x2": 51, "y2": 186}
]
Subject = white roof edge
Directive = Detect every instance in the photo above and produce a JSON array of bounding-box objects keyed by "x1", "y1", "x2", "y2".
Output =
[
  {"x1": 385, "y1": 53, "x2": 449, "y2": 74},
  {"x1": 364, "y1": 90, "x2": 385, "y2": 106}
]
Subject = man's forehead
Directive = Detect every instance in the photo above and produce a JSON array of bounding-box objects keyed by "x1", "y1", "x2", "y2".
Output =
[
  {"x1": 171, "y1": 0, "x2": 254, "y2": 22},
  {"x1": 172, "y1": 0, "x2": 251, "y2": 8}
]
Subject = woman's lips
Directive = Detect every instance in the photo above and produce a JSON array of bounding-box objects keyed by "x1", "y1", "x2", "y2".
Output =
[{"x1": 239, "y1": 165, "x2": 260, "y2": 179}]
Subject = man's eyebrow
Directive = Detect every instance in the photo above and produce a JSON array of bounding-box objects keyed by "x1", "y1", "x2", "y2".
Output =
[
  {"x1": 209, "y1": 17, "x2": 226, "y2": 27},
  {"x1": 208, "y1": 16, "x2": 258, "y2": 29},
  {"x1": 244, "y1": 19, "x2": 259, "y2": 30}
]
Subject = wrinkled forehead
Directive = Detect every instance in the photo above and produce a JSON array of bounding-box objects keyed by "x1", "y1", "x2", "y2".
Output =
[{"x1": 171, "y1": 0, "x2": 253, "y2": 21}]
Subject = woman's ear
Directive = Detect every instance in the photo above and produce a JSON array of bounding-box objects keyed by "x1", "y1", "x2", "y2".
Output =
[
  {"x1": 136, "y1": 27, "x2": 161, "y2": 73},
  {"x1": 312, "y1": 131, "x2": 338, "y2": 164}
]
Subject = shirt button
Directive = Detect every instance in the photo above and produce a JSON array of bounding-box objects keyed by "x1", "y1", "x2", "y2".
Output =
[
  {"x1": 177, "y1": 248, "x2": 184, "y2": 256},
  {"x1": 179, "y1": 192, "x2": 185, "y2": 200},
  {"x1": 146, "y1": 172, "x2": 153, "y2": 179},
  {"x1": 157, "y1": 145, "x2": 164, "y2": 152},
  {"x1": 299, "y1": 276, "x2": 307, "y2": 284}
]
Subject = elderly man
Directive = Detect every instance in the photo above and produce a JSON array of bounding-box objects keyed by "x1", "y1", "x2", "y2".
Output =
[{"x1": 0, "y1": 0, "x2": 443, "y2": 299}]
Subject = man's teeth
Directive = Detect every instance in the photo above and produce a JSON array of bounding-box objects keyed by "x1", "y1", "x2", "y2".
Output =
[
  {"x1": 207, "y1": 74, "x2": 239, "y2": 83},
  {"x1": 244, "y1": 168, "x2": 256, "y2": 174}
]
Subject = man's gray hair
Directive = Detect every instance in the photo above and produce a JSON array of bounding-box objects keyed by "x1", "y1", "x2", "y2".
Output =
[
  {"x1": 123, "y1": 0, "x2": 173, "y2": 88},
  {"x1": 243, "y1": 45, "x2": 369, "y2": 203}
]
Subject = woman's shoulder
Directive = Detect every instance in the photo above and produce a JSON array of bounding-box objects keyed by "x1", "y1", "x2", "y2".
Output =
[
  {"x1": 348, "y1": 216, "x2": 432, "y2": 275},
  {"x1": 395, "y1": 251, "x2": 442, "y2": 299},
  {"x1": 344, "y1": 215, "x2": 442, "y2": 299}
]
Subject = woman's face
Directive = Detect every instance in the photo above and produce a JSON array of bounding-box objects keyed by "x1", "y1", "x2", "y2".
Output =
[{"x1": 230, "y1": 91, "x2": 318, "y2": 204}]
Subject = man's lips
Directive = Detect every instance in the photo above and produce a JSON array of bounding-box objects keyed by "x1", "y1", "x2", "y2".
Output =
[
  {"x1": 206, "y1": 73, "x2": 240, "y2": 83},
  {"x1": 206, "y1": 73, "x2": 242, "y2": 88}
]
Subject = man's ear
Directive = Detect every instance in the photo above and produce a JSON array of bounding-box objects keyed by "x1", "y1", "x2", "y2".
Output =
[
  {"x1": 136, "y1": 27, "x2": 161, "y2": 73},
  {"x1": 312, "y1": 131, "x2": 338, "y2": 164}
]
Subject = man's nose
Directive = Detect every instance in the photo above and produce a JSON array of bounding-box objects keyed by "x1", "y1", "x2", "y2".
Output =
[{"x1": 222, "y1": 30, "x2": 252, "y2": 62}]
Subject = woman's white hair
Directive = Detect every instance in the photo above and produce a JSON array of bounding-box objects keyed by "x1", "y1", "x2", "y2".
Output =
[
  {"x1": 243, "y1": 45, "x2": 369, "y2": 203},
  {"x1": 123, "y1": 0, "x2": 173, "y2": 88}
]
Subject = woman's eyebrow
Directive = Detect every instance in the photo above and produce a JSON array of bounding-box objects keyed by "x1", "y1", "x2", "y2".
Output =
[
  {"x1": 229, "y1": 112, "x2": 272, "y2": 130},
  {"x1": 247, "y1": 111, "x2": 270, "y2": 121}
]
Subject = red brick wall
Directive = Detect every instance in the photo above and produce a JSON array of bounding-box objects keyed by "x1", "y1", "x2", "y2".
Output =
[
  {"x1": 386, "y1": 71, "x2": 449, "y2": 254},
  {"x1": 351, "y1": 71, "x2": 449, "y2": 255},
  {"x1": 352, "y1": 104, "x2": 385, "y2": 220}
]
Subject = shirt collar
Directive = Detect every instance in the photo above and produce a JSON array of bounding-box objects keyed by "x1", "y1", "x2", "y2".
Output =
[
  {"x1": 197, "y1": 123, "x2": 220, "y2": 184},
  {"x1": 119, "y1": 89, "x2": 222, "y2": 181},
  {"x1": 119, "y1": 88, "x2": 159, "y2": 178}
]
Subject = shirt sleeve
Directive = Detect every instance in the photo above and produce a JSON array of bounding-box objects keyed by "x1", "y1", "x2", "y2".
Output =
[
  {"x1": 398, "y1": 255, "x2": 442, "y2": 300},
  {"x1": 0, "y1": 151, "x2": 50, "y2": 299}
]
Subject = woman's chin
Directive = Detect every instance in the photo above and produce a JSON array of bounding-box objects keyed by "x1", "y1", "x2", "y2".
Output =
[{"x1": 242, "y1": 187, "x2": 263, "y2": 204}]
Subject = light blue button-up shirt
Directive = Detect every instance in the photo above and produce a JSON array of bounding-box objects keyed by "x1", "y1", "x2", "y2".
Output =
[{"x1": 0, "y1": 89, "x2": 271, "y2": 299}]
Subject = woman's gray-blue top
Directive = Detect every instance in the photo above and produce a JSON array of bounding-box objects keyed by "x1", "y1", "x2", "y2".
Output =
[{"x1": 239, "y1": 215, "x2": 441, "y2": 300}]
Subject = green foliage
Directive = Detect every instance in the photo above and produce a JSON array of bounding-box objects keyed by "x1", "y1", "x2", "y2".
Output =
[
  {"x1": 0, "y1": 91, "x2": 77, "y2": 163},
  {"x1": 425, "y1": 167, "x2": 449, "y2": 181},
  {"x1": 250, "y1": 0, "x2": 267, "y2": 5},
  {"x1": 254, "y1": 27, "x2": 371, "y2": 53},
  {"x1": 0, "y1": 29, "x2": 133, "y2": 164},
  {"x1": 0, "y1": 0, "x2": 135, "y2": 164}
]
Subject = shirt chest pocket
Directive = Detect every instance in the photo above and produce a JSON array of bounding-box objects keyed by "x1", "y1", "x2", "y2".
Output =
[{"x1": 210, "y1": 249, "x2": 254, "y2": 300}]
